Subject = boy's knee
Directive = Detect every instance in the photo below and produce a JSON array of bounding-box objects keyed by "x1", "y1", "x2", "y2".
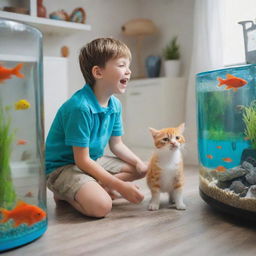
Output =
[{"x1": 87, "y1": 197, "x2": 112, "y2": 218}]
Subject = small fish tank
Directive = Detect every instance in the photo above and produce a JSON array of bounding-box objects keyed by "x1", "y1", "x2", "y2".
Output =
[
  {"x1": 0, "y1": 19, "x2": 47, "y2": 251},
  {"x1": 196, "y1": 64, "x2": 256, "y2": 221}
]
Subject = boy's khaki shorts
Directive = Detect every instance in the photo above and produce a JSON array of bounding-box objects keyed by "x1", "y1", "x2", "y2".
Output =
[{"x1": 46, "y1": 155, "x2": 125, "y2": 201}]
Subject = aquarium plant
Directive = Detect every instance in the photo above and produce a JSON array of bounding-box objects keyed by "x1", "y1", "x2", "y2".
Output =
[
  {"x1": 243, "y1": 100, "x2": 256, "y2": 149},
  {"x1": 0, "y1": 103, "x2": 16, "y2": 209}
]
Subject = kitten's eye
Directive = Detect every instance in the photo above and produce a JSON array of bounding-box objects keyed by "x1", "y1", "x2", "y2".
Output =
[
  {"x1": 162, "y1": 138, "x2": 169, "y2": 142},
  {"x1": 176, "y1": 136, "x2": 180, "y2": 140}
]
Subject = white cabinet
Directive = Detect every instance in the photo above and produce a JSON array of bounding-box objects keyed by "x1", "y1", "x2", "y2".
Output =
[{"x1": 122, "y1": 77, "x2": 186, "y2": 148}]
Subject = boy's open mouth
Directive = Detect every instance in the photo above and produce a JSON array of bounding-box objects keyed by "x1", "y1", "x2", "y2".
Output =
[{"x1": 120, "y1": 78, "x2": 128, "y2": 85}]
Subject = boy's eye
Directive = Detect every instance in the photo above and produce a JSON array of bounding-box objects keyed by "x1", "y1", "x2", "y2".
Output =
[
  {"x1": 163, "y1": 138, "x2": 169, "y2": 142},
  {"x1": 176, "y1": 136, "x2": 180, "y2": 140}
]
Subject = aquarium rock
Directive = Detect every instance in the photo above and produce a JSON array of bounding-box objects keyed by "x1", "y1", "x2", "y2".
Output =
[
  {"x1": 245, "y1": 172, "x2": 256, "y2": 185},
  {"x1": 229, "y1": 180, "x2": 248, "y2": 196},
  {"x1": 242, "y1": 161, "x2": 255, "y2": 173},
  {"x1": 210, "y1": 166, "x2": 248, "y2": 182},
  {"x1": 244, "y1": 156, "x2": 256, "y2": 167},
  {"x1": 245, "y1": 185, "x2": 256, "y2": 198}
]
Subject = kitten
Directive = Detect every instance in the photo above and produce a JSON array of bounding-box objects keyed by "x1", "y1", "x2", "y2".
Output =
[{"x1": 147, "y1": 123, "x2": 186, "y2": 211}]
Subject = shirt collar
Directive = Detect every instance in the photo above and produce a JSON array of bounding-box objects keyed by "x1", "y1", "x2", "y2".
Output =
[{"x1": 83, "y1": 84, "x2": 118, "y2": 114}]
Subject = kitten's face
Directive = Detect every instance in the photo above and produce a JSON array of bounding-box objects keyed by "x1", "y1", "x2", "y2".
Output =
[{"x1": 149, "y1": 123, "x2": 185, "y2": 151}]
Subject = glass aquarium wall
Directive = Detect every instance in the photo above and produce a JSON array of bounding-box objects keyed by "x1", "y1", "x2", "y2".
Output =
[
  {"x1": 196, "y1": 64, "x2": 256, "y2": 220},
  {"x1": 0, "y1": 19, "x2": 47, "y2": 251}
]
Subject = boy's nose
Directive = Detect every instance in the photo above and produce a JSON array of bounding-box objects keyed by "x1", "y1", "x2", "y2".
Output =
[{"x1": 126, "y1": 68, "x2": 131, "y2": 75}]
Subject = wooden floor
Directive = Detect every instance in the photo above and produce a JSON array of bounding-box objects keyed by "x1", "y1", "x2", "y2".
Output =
[{"x1": 3, "y1": 165, "x2": 256, "y2": 256}]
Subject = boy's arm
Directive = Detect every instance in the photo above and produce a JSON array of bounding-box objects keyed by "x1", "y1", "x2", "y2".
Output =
[
  {"x1": 73, "y1": 146, "x2": 144, "y2": 203},
  {"x1": 109, "y1": 136, "x2": 148, "y2": 175}
]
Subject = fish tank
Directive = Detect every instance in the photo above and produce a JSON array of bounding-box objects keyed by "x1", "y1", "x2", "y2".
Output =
[
  {"x1": 196, "y1": 64, "x2": 256, "y2": 220},
  {"x1": 0, "y1": 19, "x2": 47, "y2": 251}
]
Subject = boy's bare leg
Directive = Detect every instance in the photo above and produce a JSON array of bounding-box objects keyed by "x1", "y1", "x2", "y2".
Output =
[{"x1": 55, "y1": 181, "x2": 112, "y2": 218}]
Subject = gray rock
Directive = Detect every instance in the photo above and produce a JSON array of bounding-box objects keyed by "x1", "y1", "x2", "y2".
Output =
[
  {"x1": 229, "y1": 180, "x2": 248, "y2": 194},
  {"x1": 210, "y1": 166, "x2": 249, "y2": 182},
  {"x1": 242, "y1": 161, "x2": 254, "y2": 172},
  {"x1": 245, "y1": 172, "x2": 256, "y2": 185},
  {"x1": 245, "y1": 185, "x2": 256, "y2": 198}
]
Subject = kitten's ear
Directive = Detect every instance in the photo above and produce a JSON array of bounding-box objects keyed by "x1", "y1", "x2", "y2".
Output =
[
  {"x1": 149, "y1": 127, "x2": 159, "y2": 137},
  {"x1": 177, "y1": 123, "x2": 185, "y2": 134}
]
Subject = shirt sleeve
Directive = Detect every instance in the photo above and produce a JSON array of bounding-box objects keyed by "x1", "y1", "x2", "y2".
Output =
[
  {"x1": 111, "y1": 104, "x2": 124, "y2": 136},
  {"x1": 63, "y1": 108, "x2": 91, "y2": 147}
]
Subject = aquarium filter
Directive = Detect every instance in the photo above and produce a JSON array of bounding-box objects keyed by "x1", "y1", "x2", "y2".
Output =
[{"x1": 239, "y1": 20, "x2": 256, "y2": 64}]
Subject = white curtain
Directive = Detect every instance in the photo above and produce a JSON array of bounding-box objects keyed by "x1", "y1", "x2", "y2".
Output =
[{"x1": 184, "y1": 0, "x2": 224, "y2": 165}]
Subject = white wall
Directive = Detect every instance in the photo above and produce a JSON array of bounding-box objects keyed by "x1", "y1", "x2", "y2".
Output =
[
  {"x1": 43, "y1": 0, "x2": 140, "y2": 95},
  {"x1": 139, "y1": 0, "x2": 195, "y2": 78},
  {"x1": 42, "y1": 0, "x2": 194, "y2": 95}
]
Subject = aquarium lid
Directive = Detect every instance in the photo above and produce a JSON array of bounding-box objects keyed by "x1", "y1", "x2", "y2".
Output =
[{"x1": 196, "y1": 64, "x2": 256, "y2": 77}]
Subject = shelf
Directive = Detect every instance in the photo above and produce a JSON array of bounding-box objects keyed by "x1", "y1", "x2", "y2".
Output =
[
  {"x1": 0, "y1": 11, "x2": 91, "y2": 35},
  {"x1": 0, "y1": 54, "x2": 37, "y2": 62}
]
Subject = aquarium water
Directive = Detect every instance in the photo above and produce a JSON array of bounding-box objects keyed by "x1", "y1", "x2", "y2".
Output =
[
  {"x1": 196, "y1": 64, "x2": 256, "y2": 219},
  {"x1": 0, "y1": 20, "x2": 47, "y2": 251}
]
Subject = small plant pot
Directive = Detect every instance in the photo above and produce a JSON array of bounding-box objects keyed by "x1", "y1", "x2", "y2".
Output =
[{"x1": 164, "y1": 60, "x2": 180, "y2": 77}]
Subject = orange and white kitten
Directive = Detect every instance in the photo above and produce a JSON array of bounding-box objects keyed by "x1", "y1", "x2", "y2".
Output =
[{"x1": 147, "y1": 123, "x2": 186, "y2": 211}]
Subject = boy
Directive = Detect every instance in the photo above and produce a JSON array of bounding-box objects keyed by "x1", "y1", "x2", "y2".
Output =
[{"x1": 46, "y1": 38, "x2": 147, "y2": 218}]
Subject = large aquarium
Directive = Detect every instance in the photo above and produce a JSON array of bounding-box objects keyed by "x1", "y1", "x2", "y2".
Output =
[
  {"x1": 196, "y1": 64, "x2": 256, "y2": 220},
  {"x1": 0, "y1": 19, "x2": 47, "y2": 251}
]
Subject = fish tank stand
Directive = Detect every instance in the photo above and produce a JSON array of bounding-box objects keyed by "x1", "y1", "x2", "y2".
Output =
[{"x1": 200, "y1": 190, "x2": 256, "y2": 222}]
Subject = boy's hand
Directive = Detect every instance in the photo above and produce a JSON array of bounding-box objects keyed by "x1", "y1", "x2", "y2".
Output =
[
  {"x1": 136, "y1": 161, "x2": 148, "y2": 176},
  {"x1": 117, "y1": 181, "x2": 144, "y2": 204}
]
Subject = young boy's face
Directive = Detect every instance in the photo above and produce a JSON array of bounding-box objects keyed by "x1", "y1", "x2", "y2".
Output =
[{"x1": 98, "y1": 57, "x2": 131, "y2": 94}]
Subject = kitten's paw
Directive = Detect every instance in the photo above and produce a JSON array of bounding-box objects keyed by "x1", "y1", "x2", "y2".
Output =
[
  {"x1": 176, "y1": 203, "x2": 186, "y2": 210},
  {"x1": 148, "y1": 203, "x2": 160, "y2": 211}
]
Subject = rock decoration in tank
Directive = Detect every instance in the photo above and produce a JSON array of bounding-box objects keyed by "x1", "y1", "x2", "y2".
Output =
[{"x1": 200, "y1": 160, "x2": 256, "y2": 198}]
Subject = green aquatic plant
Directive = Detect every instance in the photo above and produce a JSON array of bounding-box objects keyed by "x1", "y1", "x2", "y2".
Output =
[
  {"x1": 242, "y1": 100, "x2": 256, "y2": 149},
  {"x1": 207, "y1": 129, "x2": 243, "y2": 141},
  {"x1": 0, "y1": 103, "x2": 16, "y2": 209}
]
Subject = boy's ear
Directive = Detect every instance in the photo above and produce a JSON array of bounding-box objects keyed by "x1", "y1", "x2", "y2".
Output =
[
  {"x1": 92, "y1": 65, "x2": 103, "y2": 79},
  {"x1": 149, "y1": 127, "x2": 159, "y2": 137}
]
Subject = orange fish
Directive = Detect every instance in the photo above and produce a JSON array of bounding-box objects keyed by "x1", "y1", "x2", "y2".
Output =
[
  {"x1": 217, "y1": 74, "x2": 247, "y2": 92},
  {"x1": 207, "y1": 154, "x2": 213, "y2": 159},
  {"x1": 0, "y1": 201, "x2": 46, "y2": 227},
  {"x1": 17, "y1": 139, "x2": 27, "y2": 145},
  {"x1": 216, "y1": 166, "x2": 226, "y2": 172},
  {"x1": 222, "y1": 157, "x2": 233, "y2": 163},
  {"x1": 0, "y1": 63, "x2": 25, "y2": 83},
  {"x1": 216, "y1": 146, "x2": 222, "y2": 149}
]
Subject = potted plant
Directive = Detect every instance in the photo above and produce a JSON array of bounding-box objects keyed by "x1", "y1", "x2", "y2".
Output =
[
  {"x1": 241, "y1": 100, "x2": 256, "y2": 163},
  {"x1": 163, "y1": 36, "x2": 181, "y2": 77}
]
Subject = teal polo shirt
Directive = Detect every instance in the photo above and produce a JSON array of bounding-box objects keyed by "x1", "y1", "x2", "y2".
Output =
[{"x1": 45, "y1": 84, "x2": 124, "y2": 175}]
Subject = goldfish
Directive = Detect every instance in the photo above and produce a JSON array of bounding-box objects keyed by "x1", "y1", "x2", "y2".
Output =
[
  {"x1": 17, "y1": 139, "x2": 27, "y2": 145},
  {"x1": 216, "y1": 146, "x2": 222, "y2": 149},
  {"x1": 0, "y1": 201, "x2": 46, "y2": 227},
  {"x1": 217, "y1": 74, "x2": 247, "y2": 92},
  {"x1": 207, "y1": 154, "x2": 213, "y2": 159},
  {"x1": 216, "y1": 166, "x2": 226, "y2": 172},
  {"x1": 0, "y1": 63, "x2": 25, "y2": 83},
  {"x1": 15, "y1": 99, "x2": 31, "y2": 110},
  {"x1": 222, "y1": 157, "x2": 233, "y2": 163}
]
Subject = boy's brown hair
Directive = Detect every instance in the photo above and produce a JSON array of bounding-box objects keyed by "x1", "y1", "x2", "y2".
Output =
[{"x1": 79, "y1": 38, "x2": 131, "y2": 86}]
